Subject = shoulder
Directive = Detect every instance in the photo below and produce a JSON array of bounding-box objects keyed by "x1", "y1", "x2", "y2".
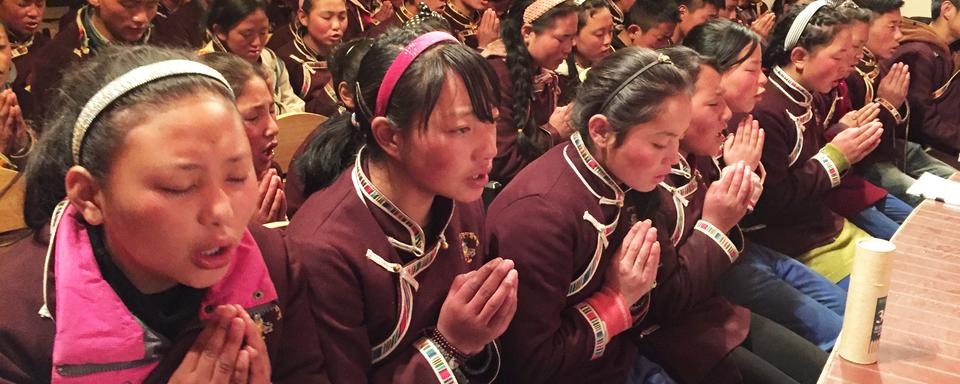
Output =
[{"x1": 0, "y1": 237, "x2": 55, "y2": 383}]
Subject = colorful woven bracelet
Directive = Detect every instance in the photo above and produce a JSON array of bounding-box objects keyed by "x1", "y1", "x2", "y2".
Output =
[{"x1": 694, "y1": 220, "x2": 740, "y2": 262}]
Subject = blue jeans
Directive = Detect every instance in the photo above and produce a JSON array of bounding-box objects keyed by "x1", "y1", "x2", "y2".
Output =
[
  {"x1": 624, "y1": 354, "x2": 676, "y2": 384},
  {"x1": 717, "y1": 242, "x2": 846, "y2": 351},
  {"x1": 849, "y1": 194, "x2": 913, "y2": 240}
]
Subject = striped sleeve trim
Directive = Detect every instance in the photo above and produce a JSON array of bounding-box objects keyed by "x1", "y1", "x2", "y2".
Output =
[
  {"x1": 694, "y1": 220, "x2": 740, "y2": 263},
  {"x1": 415, "y1": 338, "x2": 460, "y2": 384},
  {"x1": 574, "y1": 302, "x2": 609, "y2": 360}
]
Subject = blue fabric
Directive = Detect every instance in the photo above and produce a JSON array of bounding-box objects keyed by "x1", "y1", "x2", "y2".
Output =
[
  {"x1": 624, "y1": 354, "x2": 677, "y2": 384},
  {"x1": 717, "y1": 242, "x2": 846, "y2": 351},
  {"x1": 848, "y1": 194, "x2": 912, "y2": 240}
]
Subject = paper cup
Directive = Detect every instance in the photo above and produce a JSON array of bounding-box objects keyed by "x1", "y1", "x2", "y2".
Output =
[{"x1": 838, "y1": 238, "x2": 897, "y2": 364}]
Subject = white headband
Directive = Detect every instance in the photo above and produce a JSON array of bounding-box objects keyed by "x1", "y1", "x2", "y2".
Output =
[
  {"x1": 71, "y1": 59, "x2": 233, "y2": 165},
  {"x1": 783, "y1": 0, "x2": 830, "y2": 52}
]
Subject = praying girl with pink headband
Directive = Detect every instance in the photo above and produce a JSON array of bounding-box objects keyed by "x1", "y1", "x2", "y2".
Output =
[{"x1": 286, "y1": 27, "x2": 516, "y2": 383}]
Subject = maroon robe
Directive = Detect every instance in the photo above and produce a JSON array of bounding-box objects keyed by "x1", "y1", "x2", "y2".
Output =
[
  {"x1": 890, "y1": 18, "x2": 960, "y2": 154},
  {"x1": 275, "y1": 33, "x2": 342, "y2": 117},
  {"x1": 484, "y1": 48, "x2": 561, "y2": 186},
  {"x1": 0, "y1": 225, "x2": 329, "y2": 383},
  {"x1": 286, "y1": 155, "x2": 500, "y2": 383},
  {"x1": 820, "y1": 81, "x2": 887, "y2": 218},
  {"x1": 741, "y1": 67, "x2": 845, "y2": 256},
  {"x1": 27, "y1": 21, "x2": 86, "y2": 128},
  {"x1": 639, "y1": 154, "x2": 751, "y2": 384},
  {"x1": 442, "y1": 3, "x2": 481, "y2": 49},
  {"x1": 485, "y1": 137, "x2": 648, "y2": 383},
  {"x1": 9, "y1": 31, "x2": 50, "y2": 122},
  {"x1": 845, "y1": 49, "x2": 910, "y2": 168},
  {"x1": 150, "y1": 1, "x2": 207, "y2": 49},
  {"x1": 267, "y1": 20, "x2": 297, "y2": 52}
]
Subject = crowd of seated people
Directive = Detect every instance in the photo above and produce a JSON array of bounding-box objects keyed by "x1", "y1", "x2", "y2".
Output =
[{"x1": 1, "y1": 0, "x2": 954, "y2": 383}]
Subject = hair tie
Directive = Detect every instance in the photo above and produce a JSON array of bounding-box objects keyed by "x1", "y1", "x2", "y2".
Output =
[
  {"x1": 783, "y1": 0, "x2": 829, "y2": 52},
  {"x1": 523, "y1": 0, "x2": 567, "y2": 24},
  {"x1": 374, "y1": 31, "x2": 458, "y2": 117},
  {"x1": 72, "y1": 59, "x2": 233, "y2": 165},
  {"x1": 599, "y1": 53, "x2": 673, "y2": 113}
]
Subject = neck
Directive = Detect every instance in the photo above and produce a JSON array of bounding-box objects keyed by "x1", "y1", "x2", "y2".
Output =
[
  {"x1": 104, "y1": 235, "x2": 175, "y2": 294},
  {"x1": 90, "y1": 10, "x2": 116, "y2": 42},
  {"x1": 368, "y1": 157, "x2": 434, "y2": 229},
  {"x1": 782, "y1": 65, "x2": 810, "y2": 92},
  {"x1": 574, "y1": 52, "x2": 591, "y2": 68},
  {"x1": 931, "y1": 18, "x2": 959, "y2": 45},
  {"x1": 618, "y1": 29, "x2": 632, "y2": 46},
  {"x1": 303, "y1": 33, "x2": 330, "y2": 57},
  {"x1": 671, "y1": 24, "x2": 684, "y2": 46}
]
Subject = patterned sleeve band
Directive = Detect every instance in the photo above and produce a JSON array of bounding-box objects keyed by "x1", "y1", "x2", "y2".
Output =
[
  {"x1": 815, "y1": 143, "x2": 850, "y2": 188},
  {"x1": 694, "y1": 220, "x2": 740, "y2": 263},
  {"x1": 416, "y1": 337, "x2": 460, "y2": 384},
  {"x1": 575, "y1": 286, "x2": 631, "y2": 361}
]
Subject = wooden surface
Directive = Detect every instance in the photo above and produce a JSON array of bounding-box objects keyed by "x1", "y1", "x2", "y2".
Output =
[{"x1": 820, "y1": 200, "x2": 960, "y2": 383}]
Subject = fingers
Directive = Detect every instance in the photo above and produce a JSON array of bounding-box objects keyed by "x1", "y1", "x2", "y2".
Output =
[
  {"x1": 268, "y1": 187, "x2": 284, "y2": 221},
  {"x1": 487, "y1": 275, "x2": 518, "y2": 336},
  {"x1": 455, "y1": 258, "x2": 500, "y2": 301},
  {"x1": 231, "y1": 349, "x2": 250, "y2": 384},
  {"x1": 621, "y1": 220, "x2": 651, "y2": 268},
  {"x1": 734, "y1": 164, "x2": 753, "y2": 206},
  {"x1": 725, "y1": 162, "x2": 746, "y2": 197},
  {"x1": 246, "y1": 345, "x2": 270, "y2": 384},
  {"x1": 640, "y1": 241, "x2": 660, "y2": 293},
  {"x1": 256, "y1": 171, "x2": 271, "y2": 208},
  {"x1": 467, "y1": 258, "x2": 514, "y2": 314},
  {"x1": 260, "y1": 173, "x2": 281, "y2": 216},
  {"x1": 477, "y1": 268, "x2": 518, "y2": 324},
  {"x1": 631, "y1": 226, "x2": 658, "y2": 272},
  {"x1": 714, "y1": 161, "x2": 736, "y2": 193}
]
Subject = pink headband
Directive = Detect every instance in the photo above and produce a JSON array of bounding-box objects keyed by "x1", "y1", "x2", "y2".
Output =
[{"x1": 375, "y1": 31, "x2": 459, "y2": 117}]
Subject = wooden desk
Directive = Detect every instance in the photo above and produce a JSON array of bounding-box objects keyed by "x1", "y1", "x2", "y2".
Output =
[{"x1": 820, "y1": 201, "x2": 960, "y2": 383}]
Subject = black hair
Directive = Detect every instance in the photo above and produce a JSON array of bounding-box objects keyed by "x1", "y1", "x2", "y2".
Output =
[
  {"x1": 562, "y1": 0, "x2": 611, "y2": 101},
  {"x1": 763, "y1": 3, "x2": 846, "y2": 68},
  {"x1": 328, "y1": 38, "x2": 375, "y2": 105},
  {"x1": 206, "y1": 0, "x2": 269, "y2": 32},
  {"x1": 293, "y1": 23, "x2": 500, "y2": 194},
  {"x1": 500, "y1": 0, "x2": 578, "y2": 161},
  {"x1": 572, "y1": 46, "x2": 693, "y2": 147},
  {"x1": 679, "y1": 0, "x2": 721, "y2": 11},
  {"x1": 932, "y1": 0, "x2": 951, "y2": 19},
  {"x1": 573, "y1": 47, "x2": 692, "y2": 219},
  {"x1": 627, "y1": 0, "x2": 680, "y2": 30},
  {"x1": 772, "y1": 0, "x2": 798, "y2": 17},
  {"x1": 199, "y1": 52, "x2": 269, "y2": 97},
  {"x1": 23, "y1": 45, "x2": 235, "y2": 236},
  {"x1": 852, "y1": 0, "x2": 904, "y2": 15},
  {"x1": 682, "y1": 18, "x2": 760, "y2": 72},
  {"x1": 837, "y1": 1, "x2": 872, "y2": 23}
]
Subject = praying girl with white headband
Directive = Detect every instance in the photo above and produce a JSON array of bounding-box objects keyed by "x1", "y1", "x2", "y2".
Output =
[
  {"x1": 286, "y1": 27, "x2": 515, "y2": 383},
  {"x1": 485, "y1": 47, "x2": 676, "y2": 384},
  {"x1": 482, "y1": 0, "x2": 578, "y2": 198},
  {"x1": 744, "y1": 1, "x2": 880, "y2": 287},
  {"x1": 0, "y1": 45, "x2": 328, "y2": 383}
]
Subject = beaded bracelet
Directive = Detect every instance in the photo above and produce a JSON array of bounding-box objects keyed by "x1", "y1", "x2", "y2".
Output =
[{"x1": 427, "y1": 328, "x2": 474, "y2": 364}]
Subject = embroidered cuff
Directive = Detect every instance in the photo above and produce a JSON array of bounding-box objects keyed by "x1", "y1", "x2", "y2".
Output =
[
  {"x1": 816, "y1": 144, "x2": 849, "y2": 188},
  {"x1": 574, "y1": 302, "x2": 609, "y2": 360},
  {"x1": 584, "y1": 287, "x2": 632, "y2": 337},
  {"x1": 415, "y1": 337, "x2": 460, "y2": 384},
  {"x1": 694, "y1": 220, "x2": 740, "y2": 262}
]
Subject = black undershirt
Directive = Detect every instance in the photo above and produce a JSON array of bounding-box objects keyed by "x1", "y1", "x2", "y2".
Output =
[{"x1": 86, "y1": 224, "x2": 206, "y2": 341}]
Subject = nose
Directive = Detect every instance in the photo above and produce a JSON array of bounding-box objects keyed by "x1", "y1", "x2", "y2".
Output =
[
  {"x1": 893, "y1": 28, "x2": 903, "y2": 42},
  {"x1": 758, "y1": 71, "x2": 769, "y2": 87},
  {"x1": 478, "y1": 121, "x2": 497, "y2": 162},
  {"x1": 131, "y1": 7, "x2": 150, "y2": 24},
  {"x1": 720, "y1": 103, "x2": 732, "y2": 126},
  {"x1": 265, "y1": 115, "x2": 279, "y2": 139},
  {"x1": 199, "y1": 185, "x2": 234, "y2": 227}
]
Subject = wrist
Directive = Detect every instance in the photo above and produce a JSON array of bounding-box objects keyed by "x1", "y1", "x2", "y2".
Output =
[{"x1": 432, "y1": 327, "x2": 483, "y2": 357}]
